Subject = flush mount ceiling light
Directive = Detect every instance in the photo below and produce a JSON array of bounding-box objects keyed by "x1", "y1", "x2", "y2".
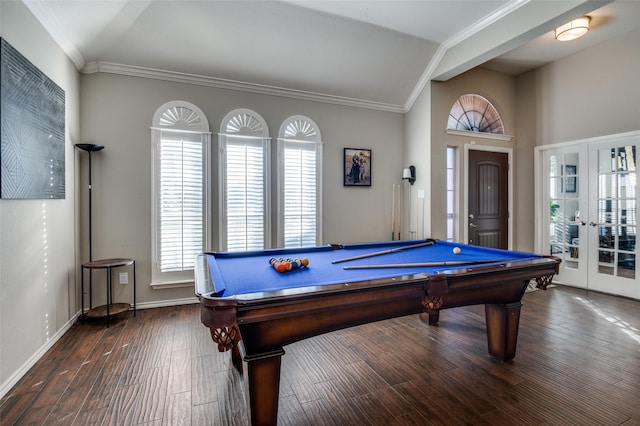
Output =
[{"x1": 555, "y1": 16, "x2": 590, "y2": 41}]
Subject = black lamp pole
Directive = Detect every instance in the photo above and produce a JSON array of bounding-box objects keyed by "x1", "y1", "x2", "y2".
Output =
[{"x1": 76, "y1": 143, "x2": 104, "y2": 261}]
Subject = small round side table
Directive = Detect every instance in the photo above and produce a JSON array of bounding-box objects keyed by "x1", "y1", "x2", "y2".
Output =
[{"x1": 81, "y1": 258, "x2": 136, "y2": 327}]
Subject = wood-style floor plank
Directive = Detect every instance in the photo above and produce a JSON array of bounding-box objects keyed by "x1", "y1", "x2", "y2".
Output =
[{"x1": 2, "y1": 286, "x2": 640, "y2": 425}]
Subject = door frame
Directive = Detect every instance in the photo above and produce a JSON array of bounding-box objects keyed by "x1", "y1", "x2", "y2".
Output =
[
  {"x1": 463, "y1": 144, "x2": 513, "y2": 249},
  {"x1": 534, "y1": 138, "x2": 584, "y2": 254},
  {"x1": 534, "y1": 143, "x2": 589, "y2": 287},
  {"x1": 534, "y1": 130, "x2": 640, "y2": 254}
]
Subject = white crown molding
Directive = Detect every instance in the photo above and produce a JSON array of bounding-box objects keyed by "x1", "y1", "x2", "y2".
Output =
[
  {"x1": 444, "y1": 0, "x2": 531, "y2": 49},
  {"x1": 403, "y1": 43, "x2": 447, "y2": 112},
  {"x1": 83, "y1": 61, "x2": 405, "y2": 114},
  {"x1": 23, "y1": 0, "x2": 86, "y2": 70},
  {"x1": 403, "y1": 0, "x2": 531, "y2": 112}
]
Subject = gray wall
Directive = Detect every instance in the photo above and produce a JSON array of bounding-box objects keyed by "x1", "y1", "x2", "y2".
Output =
[
  {"x1": 520, "y1": 26, "x2": 640, "y2": 145},
  {"x1": 403, "y1": 84, "x2": 432, "y2": 240},
  {"x1": 0, "y1": 2, "x2": 81, "y2": 391},
  {"x1": 79, "y1": 72, "x2": 404, "y2": 307}
]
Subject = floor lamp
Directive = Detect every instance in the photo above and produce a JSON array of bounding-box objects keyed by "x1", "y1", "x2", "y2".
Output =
[{"x1": 76, "y1": 143, "x2": 104, "y2": 261}]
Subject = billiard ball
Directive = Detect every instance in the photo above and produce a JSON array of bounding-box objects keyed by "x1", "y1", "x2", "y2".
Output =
[{"x1": 453, "y1": 247, "x2": 461, "y2": 254}]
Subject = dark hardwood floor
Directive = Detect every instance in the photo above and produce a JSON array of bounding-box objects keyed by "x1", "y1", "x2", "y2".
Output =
[{"x1": 2, "y1": 285, "x2": 640, "y2": 425}]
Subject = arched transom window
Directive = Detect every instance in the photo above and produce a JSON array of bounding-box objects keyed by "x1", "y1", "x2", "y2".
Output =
[
  {"x1": 277, "y1": 115, "x2": 323, "y2": 248},
  {"x1": 447, "y1": 94, "x2": 504, "y2": 135},
  {"x1": 222, "y1": 109, "x2": 268, "y2": 137}
]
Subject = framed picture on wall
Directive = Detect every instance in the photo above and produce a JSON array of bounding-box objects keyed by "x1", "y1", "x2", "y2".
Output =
[{"x1": 344, "y1": 148, "x2": 371, "y2": 186}]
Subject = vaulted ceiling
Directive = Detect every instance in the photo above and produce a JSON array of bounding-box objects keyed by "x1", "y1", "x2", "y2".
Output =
[{"x1": 22, "y1": 0, "x2": 640, "y2": 112}]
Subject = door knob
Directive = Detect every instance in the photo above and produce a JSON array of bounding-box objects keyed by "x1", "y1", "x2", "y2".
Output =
[
  {"x1": 590, "y1": 222, "x2": 597, "y2": 227},
  {"x1": 469, "y1": 222, "x2": 478, "y2": 228},
  {"x1": 469, "y1": 214, "x2": 474, "y2": 219}
]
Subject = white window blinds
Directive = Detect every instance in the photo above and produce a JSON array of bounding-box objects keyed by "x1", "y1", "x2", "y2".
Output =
[
  {"x1": 225, "y1": 138, "x2": 266, "y2": 251},
  {"x1": 283, "y1": 141, "x2": 319, "y2": 247},
  {"x1": 157, "y1": 132, "x2": 205, "y2": 271}
]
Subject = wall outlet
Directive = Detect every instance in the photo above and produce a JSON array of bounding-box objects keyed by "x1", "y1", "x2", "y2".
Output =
[{"x1": 119, "y1": 272, "x2": 129, "y2": 284}]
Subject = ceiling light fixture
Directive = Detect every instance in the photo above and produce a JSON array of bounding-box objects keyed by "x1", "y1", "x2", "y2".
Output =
[{"x1": 555, "y1": 16, "x2": 590, "y2": 41}]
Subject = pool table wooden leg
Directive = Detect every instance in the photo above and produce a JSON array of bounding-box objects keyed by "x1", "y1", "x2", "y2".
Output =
[
  {"x1": 485, "y1": 302, "x2": 522, "y2": 361},
  {"x1": 418, "y1": 310, "x2": 440, "y2": 325},
  {"x1": 231, "y1": 342, "x2": 242, "y2": 372},
  {"x1": 240, "y1": 344, "x2": 285, "y2": 426}
]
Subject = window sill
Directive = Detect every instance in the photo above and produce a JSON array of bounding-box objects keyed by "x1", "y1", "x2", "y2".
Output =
[{"x1": 150, "y1": 279, "x2": 194, "y2": 290}]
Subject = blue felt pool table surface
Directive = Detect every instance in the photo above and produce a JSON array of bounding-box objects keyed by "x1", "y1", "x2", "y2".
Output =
[{"x1": 204, "y1": 239, "x2": 542, "y2": 298}]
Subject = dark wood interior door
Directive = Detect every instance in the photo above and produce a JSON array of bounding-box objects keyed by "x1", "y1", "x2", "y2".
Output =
[{"x1": 468, "y1": 150, "x2": 508, "y2": 249}]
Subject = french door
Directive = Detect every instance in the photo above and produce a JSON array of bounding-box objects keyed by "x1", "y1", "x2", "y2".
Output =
[
  {"x1": 540, "y1": 131, "x2": 640, "y2": 299},
  {"x1": 587, "y1": 139, "x2": 638, "y2": 296},
  {"x1": 545, "y1": 146, "x2": 588, "y2": 287}
]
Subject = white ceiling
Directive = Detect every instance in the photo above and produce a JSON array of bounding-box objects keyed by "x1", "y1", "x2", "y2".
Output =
[{"x1": 22, "y1": 0, "x2": 640, "y2": 112}]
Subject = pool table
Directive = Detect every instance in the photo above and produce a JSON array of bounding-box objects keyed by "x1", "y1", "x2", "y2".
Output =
[{"x1": 195, "y1": 239, "x2": 559, "y2": 425}]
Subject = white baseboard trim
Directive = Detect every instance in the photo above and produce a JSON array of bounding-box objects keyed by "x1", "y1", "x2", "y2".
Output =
[
  {"x1": 134, "y1": 296, "x2": 200, "y2": 310},
  {"x1": 0, "y1": 312, "x2": 80, "y2": 400},
  {"x1": 0, "y1": 296, "x2": 199, "y2": 400}
]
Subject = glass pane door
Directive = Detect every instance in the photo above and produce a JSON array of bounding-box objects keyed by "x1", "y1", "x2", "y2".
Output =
[
  {"x1": 541, "y1": 132, "x2": 640, "y2": 299},
  {"x1": 588, "y1": 137, "x2": 639, "y2": 299},
  {"x1": 592, "y1": 146, "x2": 637, "y2": 277},
  {"x1": 546, "y1": 148, "x2": 588, "y2": 286}
]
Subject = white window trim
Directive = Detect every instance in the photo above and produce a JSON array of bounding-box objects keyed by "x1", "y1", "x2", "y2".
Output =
[
  {"x1": 446, "y1": 128, "x2": 513, "y2": 141},
  {"x1": 150, "y1": 100, "x2": 211, "y2": 289}
]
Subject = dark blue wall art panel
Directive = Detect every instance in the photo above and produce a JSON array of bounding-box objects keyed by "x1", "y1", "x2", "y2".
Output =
[{"x1": 1, "y1": 38, "x2": 65, "y2": 199}]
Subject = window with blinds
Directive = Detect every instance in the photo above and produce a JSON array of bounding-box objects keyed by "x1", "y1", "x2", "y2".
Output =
[
  {"x1": 151, "y1": 101, "x2": 210, "y2": 287},
  {"x1": 225, "y1": 138, "x2": 267, "y2": 251},
  {"x1": 157, "y1": 133, "x2": 204, "y2": 271},
  {"x1": 219, "y1": 109, "x2": 271, "y2": 251},
  {"x1": 282, "y1": 142, "x2": 319, "y2": 247},
  {"x1": 278, "y1": 116, "x2": 322, "y2": 247}
]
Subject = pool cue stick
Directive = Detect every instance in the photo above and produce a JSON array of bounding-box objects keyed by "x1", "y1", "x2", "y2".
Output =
[
  {"x1": 416, "y1": 194, "x2": 421, "y2": 239},
  {"x1": 332, "y1": 239, "x2": 436, "y2": 264},
  {"x1": 397, "y1": 185, "x2": 401, "y2": 240},
  {"x1": 391, "y1": 184, "x2": 395, "y2": 240},
  {"x1": 342, "y1": 259, "x2": 515, "y2": 269},
  {"x1": 420, "y1": 197, "x2": 424, "y2": 239}
]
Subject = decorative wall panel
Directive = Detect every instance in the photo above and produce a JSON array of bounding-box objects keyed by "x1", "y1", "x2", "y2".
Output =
[{"x1": 1, "y1": 38, "x2": 65, "y2": 199}]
